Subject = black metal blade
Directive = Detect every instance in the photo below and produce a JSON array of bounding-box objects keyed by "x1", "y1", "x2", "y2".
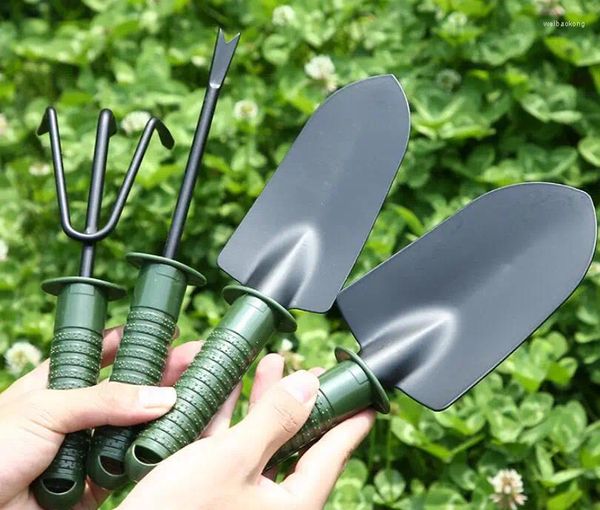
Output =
[
  {"x1": 218, "y1": 75, "x2": 410, "y2": 312},
  {"x1": 337, "y1": 183, "x2": 596, "y2": 410}
]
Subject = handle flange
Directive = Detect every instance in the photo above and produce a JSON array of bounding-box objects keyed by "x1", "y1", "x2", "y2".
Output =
[
  {"x1": 33, "y1": 278, "x2": 121, "y2": 510},
  {"x1": 267, "y1": 347, "x2": 389, "y2": 469}
]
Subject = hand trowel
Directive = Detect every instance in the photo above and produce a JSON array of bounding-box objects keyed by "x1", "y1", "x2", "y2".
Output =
[{"x1": 268, "y1": 182, "x2": 597, "y2": 467}]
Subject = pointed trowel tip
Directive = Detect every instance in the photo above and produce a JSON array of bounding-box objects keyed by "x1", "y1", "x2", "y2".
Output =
[{"x1": 209, "y1": 28, "x2": 240, "y2": 88}]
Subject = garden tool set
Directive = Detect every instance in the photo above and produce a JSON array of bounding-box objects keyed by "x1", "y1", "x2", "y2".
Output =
[
  {"x1": 29, "y1": 28, "x2": 598, "y2": 510},
  {"x1": 87, "y1": 28, "x2": 239, "y2": 491},
  {"x1": 32, "y1": 107, "x2": 174, "y2": 509}
]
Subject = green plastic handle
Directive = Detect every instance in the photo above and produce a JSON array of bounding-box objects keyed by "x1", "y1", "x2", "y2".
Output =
[
  {"x1": 267, "y1": 347, "x2": 390, "y2": 469},
  {"x1": 124, "y1": 285, "x2": 296, "y2": 482},
  {"x1": 88, "y1": 253, "x2": 206, "y2": 490},
  {"x1": 32, "y1": 277, "x2": 124, "y2": 510}
]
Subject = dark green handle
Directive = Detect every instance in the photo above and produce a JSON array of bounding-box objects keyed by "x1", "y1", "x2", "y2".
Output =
[
  {"x1": 267, "y1": 347, "x2": 390, "y2": 469},
  {"x1": 124, "y1": 285, "x2": 295, "y2": 482},
  {"x1": 88, "y1": 253, "x2": 206, "y2": 489},
  {"x1": 32, "y1": 278, "x2": 121, "y2": 510}
]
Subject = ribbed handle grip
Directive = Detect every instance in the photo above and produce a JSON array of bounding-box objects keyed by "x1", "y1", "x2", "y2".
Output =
[
  {"x1": 125, "y1": 288, "x2": 294, "y2": 482},
  {"x1": 87, "y1": 306, "x2": 175, "y2": 488},
  {"x1": 144, "y1": 324, "x2": 266, "y2": 451},
  {"x1": 48, "y1": 327, "x2": 104, "y2": 387},
  {"x1": 266, "y1": 351, "x2": 390, "y2": 470},
  {"x1": 32, "y1": 281, "x2": 109, "y2": 510},
  {"x1": 113, "y1": 306, "x2": 176, "y2": 384},
  {"x1": 267, "y1": 388, "x2": 338, "y2": 468},
  {"x1": 88, "y1": 257, "x2": 202, "y2": 490}
]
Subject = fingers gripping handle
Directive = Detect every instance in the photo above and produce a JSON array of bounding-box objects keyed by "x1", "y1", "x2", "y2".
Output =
[
  {"x1": 267, "y1": 348, "x2": 390, "y2": 469},
  {"x1": 32, "y1": 279, "x2": 118, "y2": 510},
  {"x1": 267, "y1": 385, "x2": 339, "y2": 469},
  {"x1": 88, "y1": 253, "x2": 206, "y2": 489},
  {"x1": 124, "y1": 285, "x2": 296, "y2": 482}
]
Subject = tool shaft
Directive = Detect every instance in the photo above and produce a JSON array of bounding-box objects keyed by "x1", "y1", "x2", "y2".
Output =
[
  {"x1": 141, "y1": 293, "x2": 276, "y2": 451},
  {"x1": 80, "y1": 110, "x2": 112, "y2": 277},
  {"x1": 163, "y1": 28, "x2": 238, "y2": 259},
  {"x1": 88, "y1": 261, "x2": 190, "y2": 489},
  {"x1": 162, "y1": 86, "x2": 219, "y2": 259},
  {"x1": 267, "y1": 360, "x2": 371, "y2": 467}
]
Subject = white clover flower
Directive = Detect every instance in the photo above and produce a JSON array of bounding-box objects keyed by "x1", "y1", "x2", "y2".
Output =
[
  {"x1": 29, "y1": 162, "x2": 51, "y2": 176},
  {"x1": 489, "y1": 469, "x2": 527, "y2": 510},
  {"x1": 0, "y1": 239, "x2": 8, "y2": 262},
  {"x1": 121, "y1": 111, "x2": 151, "y2": 135},
  {"x1": 233, "y1": 99, "x2": 259, "y2": 121},
  {"x1": 535, "y1": 0, "x2": 564, "y2": 16},
  {"x1": 305, "y1": 55, "x2": 336, "y2": 82},
  {"x1": 279, "y1": 338, "x2": 294, "y2": 352},
  {"x1": 5, "y1": 341, "x2": 42, "y2": 375},
  {"x1": 452, "y1": 12, "x2": 468, "y2": 26},
  {"x1": 272, "y1": 5, "x2": 296, "y2": 26},
  {"x1": 436, "y1": 69, "x2": 462, "y2": 91},
  {"x1": 444, "y1": 12, "x2": 468, "y2": 33},
  {"x1": 141, "y1": 10, "x2": 160, "y2": 33},
  {"x1": 191, "y1": 55, "x2": 207, "y2": 67},
  {"x1": 0, "y1": 113, "x2": 8, "y2": 137}
]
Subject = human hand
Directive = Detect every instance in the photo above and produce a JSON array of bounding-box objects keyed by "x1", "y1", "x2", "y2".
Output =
[
  {"x1": 120, "y1": 354, "x2": 375, "y2": 510},
  {"x1": 0, "y1": 327, "x2": 204, "y2": 510}
]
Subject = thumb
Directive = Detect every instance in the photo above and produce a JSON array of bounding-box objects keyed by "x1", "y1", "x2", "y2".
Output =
[
  {"x1": 230, "y1": 370, "x2": 319, "y2": 472},
  {"x1": 24, "y1": 381, "x2": 177, "y2": 434}
]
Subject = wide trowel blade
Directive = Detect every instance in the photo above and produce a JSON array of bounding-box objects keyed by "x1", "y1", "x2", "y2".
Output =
[
  {"x1": 218, "y1": 75, "x2": 410, "y2": 312},
  {"x1": 337, "y1": 183, "x2": 597, "y2": 410}
]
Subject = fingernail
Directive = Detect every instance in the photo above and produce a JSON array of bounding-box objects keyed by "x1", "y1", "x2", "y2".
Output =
[
  {"x1": 139, "y1": 386, "x2": 177, "y2": 409},
  {"x1": 281, "y1": 370, "x2": 319, "y2": 404}
]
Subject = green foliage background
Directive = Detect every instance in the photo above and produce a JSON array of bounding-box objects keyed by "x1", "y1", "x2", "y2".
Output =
[{"x1": 1, "y1": 0, "x2": 600, "y2": 508}]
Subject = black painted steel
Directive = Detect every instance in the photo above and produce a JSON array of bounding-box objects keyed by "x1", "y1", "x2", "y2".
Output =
[
  {"x1": 162, "y1": 28, "x2": 239, "y2": 259},
  {"x1": 38, "y1": 107, "x2": 173, "y2": 275},
  {"x1": 218, "y1": 75, "x2": 411, "y2": 312},
  {"x1": 337, "y1": 183, "x2": 597, "y2": 410}
]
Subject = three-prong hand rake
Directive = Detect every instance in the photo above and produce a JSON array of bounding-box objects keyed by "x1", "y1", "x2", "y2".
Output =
[{"x1": 32, "y1": 107, "x2": 173, "y2": 510}]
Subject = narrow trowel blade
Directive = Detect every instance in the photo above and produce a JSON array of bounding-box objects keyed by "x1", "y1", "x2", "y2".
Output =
[
  {"x1": 218, "y1": 75, "x2": 410, "y2": 312},
  {"x1": 337, "y1": 183, "x2": 596, "y2": 410}
]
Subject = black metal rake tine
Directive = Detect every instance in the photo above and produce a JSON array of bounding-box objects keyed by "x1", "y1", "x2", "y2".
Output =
[
  {"x1": 91, "y1": 116, "x2": 174, "y2": 241},
  {"x1": 38, "y1": 107, "x2": 174, "y2": 246},
  {"x1": 38, "y1": 107, "x2": 72, "y2": 240}
]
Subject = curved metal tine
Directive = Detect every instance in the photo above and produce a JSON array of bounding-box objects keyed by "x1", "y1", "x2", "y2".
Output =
[
  {"x1": 37, "y1": 107, "x2": 76, "y2": 241},
  {"x1": 38, "y1": 109, "x2": 174, "y2": 243},
  {"x1": 85, "y1": 109, "x2": 117, "y2": 236},
  {"x1": 37, "y1": 108, "x2": 118, "y2": 243},
  {"x1": 78, "y1": 109, "x2": 117, "y2": 277},
  {"x1": 93, "y1": 117, "x2": 174, "y2": 240}
]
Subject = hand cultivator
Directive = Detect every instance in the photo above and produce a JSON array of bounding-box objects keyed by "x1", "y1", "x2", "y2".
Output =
[{"x1": 32, "y1": 107, "x2": 173, "y2": 509}]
